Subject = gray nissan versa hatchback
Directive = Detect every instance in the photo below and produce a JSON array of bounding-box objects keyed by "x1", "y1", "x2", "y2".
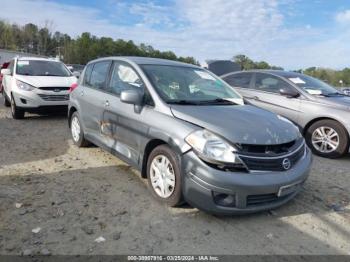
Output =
[{"x1": 68, "y1": 57, "x2": 312, "y2": 215}]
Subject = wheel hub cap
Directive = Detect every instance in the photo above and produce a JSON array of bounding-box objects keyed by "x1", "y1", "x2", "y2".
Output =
[
  {"x1": 150, "y1": 155, "x2": 175, "y2": 198},
  {"x1": 71, "y1": 116, "x2": 81, "y2": 142},
  {"x1": 311, "y1": 126, "x2": 339, "y2": 153}
]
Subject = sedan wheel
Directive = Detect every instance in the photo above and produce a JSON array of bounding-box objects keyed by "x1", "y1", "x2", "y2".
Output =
[
  {"x1": 306, "y1": 119, "x2": 349, "y2": 158},
  {"x1": 311, "y1": 126, "x2": 339, "y2": 153}
]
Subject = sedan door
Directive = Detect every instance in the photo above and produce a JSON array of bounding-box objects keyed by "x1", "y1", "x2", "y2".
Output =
[{"x1": 239, "y1": 73, "x2": 301, "y2": 125}]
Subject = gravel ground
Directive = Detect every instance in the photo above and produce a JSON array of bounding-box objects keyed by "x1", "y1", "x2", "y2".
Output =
[{"x1": 0, "y1": 99, "x2": 350, "y2": 256}]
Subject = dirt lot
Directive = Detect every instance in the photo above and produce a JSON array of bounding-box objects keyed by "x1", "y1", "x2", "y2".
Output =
[{"x1": 0, "y1": 100, "x2": 350, "y2": 256}]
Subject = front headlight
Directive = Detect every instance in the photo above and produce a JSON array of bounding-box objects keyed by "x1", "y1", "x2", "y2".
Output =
[
  {"x1": 185, "y1": 129, "x2": 243, "y2": 165},
  {"x1": 16, "y1": 80, "x2": 35, "y2": 91}
]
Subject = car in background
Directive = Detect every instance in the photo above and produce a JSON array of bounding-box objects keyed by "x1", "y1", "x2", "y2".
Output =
[
  {"x1": 1, "y1": 57, "x2": 77, "y2": 119},
  {"x1": 0, "y1": 62, "x2": 10, "y2": 93},
  {"x1": 341, "y1": 88, "x2": 350, "y2": 96},
  {"x1": 222, "y1": 70, "x2": 350, "y2": 158},
  {"x1": 68, "y1": 57, "x2": 311, "y2": 215},
  {"x1": 66, "y1": 64, "x2": 85, "y2": 79}
]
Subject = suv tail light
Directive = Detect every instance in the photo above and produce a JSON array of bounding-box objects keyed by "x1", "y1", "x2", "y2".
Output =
[{"x1": 69, "y1": 83, "x2": 78, "y2": 93}]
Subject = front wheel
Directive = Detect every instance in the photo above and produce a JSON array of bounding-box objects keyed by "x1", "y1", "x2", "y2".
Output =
[
  {"x1": 2, "y1": 89, "x2": 10, "y2": 107},
  {"x1": 147, "y1": 145, "x2": 183, "y2": 207},
  {"x1": 70, "y1": 112, "x2": 90, "y2": 147},
  {"x1": 305, "y1": 119, "x2": 349, "y2": 158},
  {"x1": 11, "y1": 95, "x2": 24, "y2": 119}
]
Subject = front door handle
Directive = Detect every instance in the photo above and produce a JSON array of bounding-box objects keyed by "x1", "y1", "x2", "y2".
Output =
[
  {"x1": 105, "y1": 100, "x2": 110, "y2": 107},
  {"x1": 80, "y1": 91, "x2": 84, "y2": 96}
]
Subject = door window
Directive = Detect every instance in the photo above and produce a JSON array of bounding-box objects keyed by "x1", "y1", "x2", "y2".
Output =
[
  {"x1": 83, "y1": 63, "x2": 93, "y2": 87},
  {"x1": 223, "y1": 73, "x2": 252, "y2": 88},
  {"x1": 108, "y1": 62, "x2": 144, "y2": 95},
  {"x1": 89, "y1": 61, "x2": 111, "y2": 90},
  {"x1": 254, "y1": 73, "x2": 290, "y2": 93}
]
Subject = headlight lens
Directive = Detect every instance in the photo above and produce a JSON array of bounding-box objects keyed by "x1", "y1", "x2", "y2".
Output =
[
  {"x1": 16, "y1": 80, "x2": 35, "y2": 91},
  {"x1": 185, "y1": 129, "x2": 242, "y2": 164}
]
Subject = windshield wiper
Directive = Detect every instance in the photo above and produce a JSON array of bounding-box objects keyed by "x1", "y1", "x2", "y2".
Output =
[
  {"x1": 323, "y1": 92, "x2": 346, "y2": 97},
  {"x1": 197, "y1": 98, "x2": 237, "y2": 105},
  {"x1": 167, "y1": 100, "x2": 200, "y2": 105}
]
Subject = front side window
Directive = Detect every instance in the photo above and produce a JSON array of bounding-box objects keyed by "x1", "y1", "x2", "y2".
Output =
[
  {"x1": 287, "y1": 74, "x2": 340, "y2": 96},
  {"x1": 16, "y1": 60, "x2": 71, "y2": 77},
  {"x1": 223, "y1": 73, "x2": 252, "y2": 89},
  {"x1": 254, "y1": 73, "x2": 290, "y2": 93},
  {"x1": 108, "y1": 62, "x2": 144, "y2": 95},
  {"x1": 141, "y1": 65, "x2": 242, "y2": 104},
  {"x1": 89, "y1": 61, "x2": 111, "y2": 90}
]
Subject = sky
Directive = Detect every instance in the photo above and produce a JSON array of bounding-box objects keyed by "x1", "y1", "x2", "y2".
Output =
[{"x1": 1, "y1": 0, "x2": 350, "y2": 69}]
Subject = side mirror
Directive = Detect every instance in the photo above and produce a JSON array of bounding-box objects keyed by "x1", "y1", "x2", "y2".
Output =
[
  {"x1": 1, "y1": 69, "x2": 11, "y2": 76},
  {"x1": 72, "y1": 71, "x2": 81, "y2": 79},
  {"x1": 279, "y1": 88, "x2": 300, "y2": 98},
  {"x1": 120, "y1": 89, "x2": 144, "y2": 113}
]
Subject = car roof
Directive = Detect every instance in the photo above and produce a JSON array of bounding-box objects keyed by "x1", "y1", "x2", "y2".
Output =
[
  {"x1": 223, "y1": 69, "x2": 302, "y2": 78},
  {"x1": 89, "y1": 56, "x2": 198, "y2": 68},
  {"x1": 17, "y1": 57, "x2": 61, "y2": 62}
]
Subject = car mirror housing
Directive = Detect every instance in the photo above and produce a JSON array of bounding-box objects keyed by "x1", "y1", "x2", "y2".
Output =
[
  {"x1": 1, "y1": 69, "x2": 11, "y2": 76},
  {"x1": 120, "y1": 89, "x2": 144, "y2": 113},
  {"x1": 279, "y1": 88, "x2": 300, "y2": 98},
  {"x1": 72, "y1": 71, "x2": 81, "y2": 79}
]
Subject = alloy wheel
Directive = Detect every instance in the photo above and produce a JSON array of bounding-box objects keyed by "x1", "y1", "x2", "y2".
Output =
[{"x1": 311, "y1": 126, "x2": 340, "y2": 153}]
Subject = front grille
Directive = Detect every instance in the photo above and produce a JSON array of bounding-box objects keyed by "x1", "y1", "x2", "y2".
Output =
[
  {"x1": 38, "y1": 94, "x2": 69, "y2": 101},
  {"x1": 246, "y1": 193, "x2": 290, "y2": 207},
  {"x1": 38, "y1": 86, "x2": 70, "y2": 91},
  {"x1": 239, "y1": 140, "x2": 305, "y2": 172}
]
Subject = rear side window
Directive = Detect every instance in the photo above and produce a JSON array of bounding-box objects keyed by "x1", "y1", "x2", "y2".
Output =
[
  {"x1": 89, "y1": 61, "x2": 111, "y2": 90},
  {"x1": 223, "y1": 73, "x2": 252, "y2": 88},
  {"x1": 254, "y1": 73, "x2": 290, "y2": 93},
  {"x1": 83, "y1": 64, "x2": 93, "y2": 86}
]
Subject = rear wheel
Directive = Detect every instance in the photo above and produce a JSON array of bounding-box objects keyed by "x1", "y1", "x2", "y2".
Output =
[
  {"x1": 70, "y1": 112, "x2": 90, "y2": 147},
  {"x1": 147, "y1": 145, "x2": 183, "y2": 207},
  {"x1": 10, "y1": 95, "x2": 24, "y2": 119},
  {"x1": 306, "y1": 119, "x2": 349, "y2": 158}
]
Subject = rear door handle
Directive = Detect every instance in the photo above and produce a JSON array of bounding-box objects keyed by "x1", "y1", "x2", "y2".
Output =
[{"x1": 105, "y1": 100, "x2": 110, "y2": 107}]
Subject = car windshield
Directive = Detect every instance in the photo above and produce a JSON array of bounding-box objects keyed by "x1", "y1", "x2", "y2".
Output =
[
  {"x1": 287, "y1": 74, "x2": 341, "y2": 96},
  {"x1": 141, "y1": 65, "x2": 242, "y2": 105},
  {"x1": 16, "y1": 60, "x2": 72, "y2": 77}
]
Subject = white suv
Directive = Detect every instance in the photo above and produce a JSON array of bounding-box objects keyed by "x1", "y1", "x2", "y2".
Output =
[{"x1": 1, "y1": 57, "x2": 77, "y2": 119}]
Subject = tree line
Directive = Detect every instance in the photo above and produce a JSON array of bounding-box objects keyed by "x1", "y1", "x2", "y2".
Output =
[
  {"x1": 0, "y1": 20, "x2": 198, "y2": 65},
  {"x1": 1, "y1": 20, "x2": 349, "y2": 87}
]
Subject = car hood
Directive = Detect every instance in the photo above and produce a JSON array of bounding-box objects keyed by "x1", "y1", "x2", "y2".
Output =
[
  {"x1": 314, "y1": 95, "x2": 350, "y2": 109},
  {"x1": 170, "y1": 105, "x2": 300, "y2": 145},
  {"x1": 16, "y1": 75, "x2": 77, "y2": 88}
]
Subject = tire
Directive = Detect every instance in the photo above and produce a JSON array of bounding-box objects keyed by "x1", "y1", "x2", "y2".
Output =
[
  {"x1": 305, "y1": 119, "x2": 349, "y2": 158},
  {"x1": 70, "y1": 112, "x2": 90, "y2": 147},
  {"x1": 147, "y1": 144, "x2": 183, "y2": 207},
  {"x1": 10, "y1": 95, "x2": 24, "y2": 119},
  {"x1": 2, "y1": 89, "x2": 10, "y2": 107}
]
